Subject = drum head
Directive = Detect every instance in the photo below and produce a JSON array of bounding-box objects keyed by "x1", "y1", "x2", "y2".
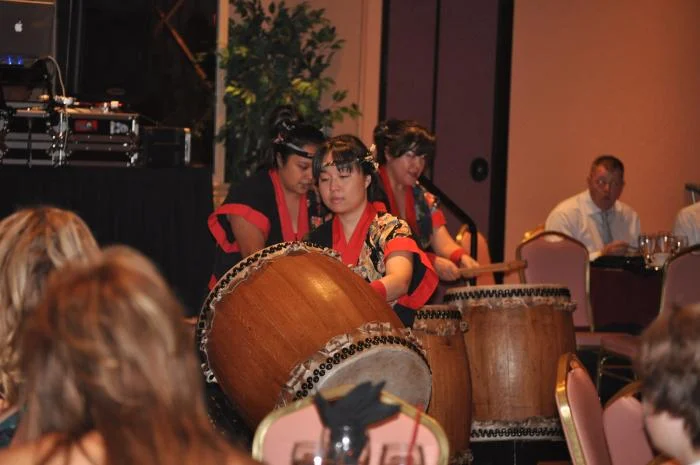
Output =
[
  {"x1": 445, "y1": 284, "x2": 574, "y2": 311},
  {"x1": 277, "y1": 321, "x2": 432, "y2": 410},
  {"x1": 318, "y1": 346, "x2": 432, "y2": 408}
]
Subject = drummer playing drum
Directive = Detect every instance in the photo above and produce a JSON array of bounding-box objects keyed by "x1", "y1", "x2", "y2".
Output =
[
  {"x1": 373, "y1": 119, "x2": 480, "y2": 281},
  {"x1": 208, "y1": 107, "x2": 328, "y2": 289},
  {"x1": 307, "y1": 135, "x2": 438, "y2": 326}
]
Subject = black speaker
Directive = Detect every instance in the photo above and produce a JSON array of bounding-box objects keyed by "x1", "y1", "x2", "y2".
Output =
[
  {"x1": 62, "y1": 0, "x2": 153, "y2": 105},
  {"x1": 141, "y1": 126, "x2": 191, "y2": 168}
]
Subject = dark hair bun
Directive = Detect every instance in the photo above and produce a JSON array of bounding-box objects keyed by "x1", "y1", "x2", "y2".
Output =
[{"x1": 268, "y1": 105, "x2": 303, "y2": 139}]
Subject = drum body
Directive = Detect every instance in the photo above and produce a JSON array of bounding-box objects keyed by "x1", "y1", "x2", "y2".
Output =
[
  {"x1": 445, "y1": 285, "x2": 575, "y2": 434},
  {"x1": 413, "y1": 305, "x2": 472, "y2": 455},
  {"x1": 197, "y1": 242, "x2": 432, "y2": 428}
]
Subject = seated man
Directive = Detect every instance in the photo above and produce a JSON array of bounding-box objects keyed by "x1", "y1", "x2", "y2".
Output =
[
  {"x1": 545, "y1": 155, "x2": 640, "y2": 260},
  {"x1": 637, "y1": 304, "x2": 700, "y2": 465},
  {"x1": 673, "y1": 202, "x2": 700, "y2": 247}
]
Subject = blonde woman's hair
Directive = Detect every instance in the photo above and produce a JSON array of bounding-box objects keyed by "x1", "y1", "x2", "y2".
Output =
[
  {"x1": 0, "y1": 206, "x2": 99, "y2": 405},
  {"x1": 19, "y1": 246, "x2": 234, "y2": 464}
]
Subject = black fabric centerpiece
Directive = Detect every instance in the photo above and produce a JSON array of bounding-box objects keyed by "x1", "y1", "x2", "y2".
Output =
[{"x1": 313, "y1": 382, "x2": 400, "y2": 464}]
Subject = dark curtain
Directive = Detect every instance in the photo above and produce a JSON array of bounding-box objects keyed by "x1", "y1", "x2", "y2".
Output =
[{"x1": 0, "y1": 166, "x2": 214, "y2": 316}]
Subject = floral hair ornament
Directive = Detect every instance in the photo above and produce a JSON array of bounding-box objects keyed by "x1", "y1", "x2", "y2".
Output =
[
  {"x1": 362, "y1": 144, "x2": 379, "y2": 172},
  {"x1": 321, "y1": 144, "x2": 379, "y2": 172}
]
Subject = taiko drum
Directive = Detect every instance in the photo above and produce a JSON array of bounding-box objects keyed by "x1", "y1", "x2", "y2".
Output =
[
  {"x1": 197, "y1": 242, "x2": 433, "y2": 427},
  {"x1": 412, "y1": 304, "x2": 472, "y2": 455},
  {"x1": 444, "y1": 284, "x2": 575, "y2": 423}
]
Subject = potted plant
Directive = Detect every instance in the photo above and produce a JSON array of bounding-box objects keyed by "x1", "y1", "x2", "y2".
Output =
[{"x1": 220, "y1": 0, "x2": 360, "y2": 184}]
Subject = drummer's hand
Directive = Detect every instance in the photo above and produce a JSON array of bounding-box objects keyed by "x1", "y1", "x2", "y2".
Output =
[
  {"x1": 434, "y1": 256, "x2": 462, "y2": 281},
  {"x1": 459, "y1": 254, "x2": 479, "y2": 269},
  {"x1": 602, "y1": 240, "x2": 629, "y2": 256}
]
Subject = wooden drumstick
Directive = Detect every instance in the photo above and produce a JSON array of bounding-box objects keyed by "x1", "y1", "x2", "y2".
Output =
[{"x1": 458, "y1": 260, "x2": 527, "y2": 278}]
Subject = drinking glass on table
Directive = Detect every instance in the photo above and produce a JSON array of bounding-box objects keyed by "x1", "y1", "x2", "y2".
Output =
[
  {"x1": 672, "y1": 235, "x2": 689, "y2": 255},
  {"x1": 320, "y1": 426, "x2": 370, "y2": 465},
  {"x1": 638, "y1": 234, "x2": 656, "y2": 267},
  {"x1": 291, "y1": 441, "x2": 325, "y2": 465},
  {"x1": 653, "y1": 232, "x2": 675, "y2": 267},
  {"x1": 379, "y1": 443, "x2": 425, "y2": 465}
]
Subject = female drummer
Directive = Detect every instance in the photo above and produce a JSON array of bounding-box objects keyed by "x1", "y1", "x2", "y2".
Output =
[
  {"x1": 307, "y1": 135, "x2": 438, "y2": 326},
  {"x1": 373, "y1": 119, "x2": 479, "y2": 281},
  {"x1": 208, "y1": 107, "x2": 328, "y2": 287}
]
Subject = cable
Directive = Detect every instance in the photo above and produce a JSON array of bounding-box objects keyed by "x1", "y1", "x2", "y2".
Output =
[{"x1": 40, "y1": 55, "x2": 66, "y2": 98}]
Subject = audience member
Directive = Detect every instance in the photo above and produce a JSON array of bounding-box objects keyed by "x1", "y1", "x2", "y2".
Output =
[
  {"x1": 545, "y1": 155, "x2": 640, "y2": 260},
  {"x1": 637, "y1": 304, "x2": 700, "y2": 465},
  {"x1": 673, "y1": 202, "x2": 700, "y2": 247},
  {"x1": 0, "y1": 247, "x2": 257, "y2": 465},
  {"x1": 0, "y1": 207, "x2": 99, "y2": 446}
]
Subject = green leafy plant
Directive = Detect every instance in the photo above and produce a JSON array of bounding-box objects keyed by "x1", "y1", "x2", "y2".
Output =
[{"x1": 220, "y1": 0, "x2": 361, "y2": 183}]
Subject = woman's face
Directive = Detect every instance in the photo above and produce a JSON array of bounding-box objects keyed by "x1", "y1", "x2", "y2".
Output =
[
  {"x1": 317, "y1": 153, "x2": 370, "y2": 217},
  {"x1": 276, "y1": 144, "x2": 318, "y2": 196},
  {"x1": 385, "y1": 150, "x2": 426, "y2": 187}
]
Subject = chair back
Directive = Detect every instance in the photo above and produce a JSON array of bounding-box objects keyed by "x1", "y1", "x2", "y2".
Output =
[
  {"x1": 523, "y1": 223, "x2": 546, "y2": 241},
  {"x1": 556, "y1": 352, "x2": 612, "y2": 465},
  {"x1": 252, "y1": 385, "x2": 449, "y2": 465},
  {"x1": 456, "y1": 225, "x2": 495, "y2": 285},
  {"x1": 516, "y1": 231, "x2": 592, "y2": 329},
  {"x1": 602, "y1": 382, "x2": 653, "y2": 465},
  {"x1": 661, "y1": 244, "x2": 700, "y2": 312}
]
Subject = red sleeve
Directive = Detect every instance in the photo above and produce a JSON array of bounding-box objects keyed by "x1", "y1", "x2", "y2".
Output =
[
  {"x1": 208, "y1": 274, "x2": 218, "y2": 291},
  {"x1": 431, "y1": 209, "x2": 447, "y2": 229},
  {"x1": 207, "y1": 203, "x2": 271, "y2": 253},
  {"x1": 384, "y1": 237, "x2": 439, "y2": 310},
  {"x1": 372, "y1": 201, "x2": 388, "y2": 212}
]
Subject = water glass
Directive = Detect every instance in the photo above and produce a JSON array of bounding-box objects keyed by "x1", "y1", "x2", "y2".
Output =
[
  {"x1": 321, "y1": 426, "x2": 370, "y2": 465},
  {"x1": 379, "y1": 443, "x2": 425, "y2": 465},
  {"x1": 673, "y1": 235, "x2": 689, "y2": 254},
  {"x1": 291, "y1": 441, "x2": 325, "y2": 465},
  {"x1": 638, "y1": 234, "x2": 656, "y2": 267},
  {"x1": 653, "y1": 232, "x2": 675, "y2": 267}
]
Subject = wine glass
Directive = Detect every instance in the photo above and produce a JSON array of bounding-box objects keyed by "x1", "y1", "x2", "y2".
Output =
[
  {"x1": 673, "y1": 235, "x2": 689, "y2": 255},
  {"x1": 291, "y1": 441, "x2": 324, "y2": 465},
  {"x1": 638, "y1": 234, "x2": 656, "y2": 267},
  {"x1": 379, "y1": 443, "x2": 425, "y2": 465},
  {"x1": 654, "y1": 232, "x2": 674, "y2": 267},
  {"x1": 321, "y1": 426, "x2": 370, "y2": 465}
]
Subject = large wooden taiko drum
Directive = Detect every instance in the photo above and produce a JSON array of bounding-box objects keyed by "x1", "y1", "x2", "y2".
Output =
[
  {"x1": 412, "y1": 305, "x2": 472, "y2": 456},
  {"x1": 197, "y1": 242, "x2": 432, "y2": 428},
  {"x1": 444, "y1": 284, "x2": 575, "y2": 441}
]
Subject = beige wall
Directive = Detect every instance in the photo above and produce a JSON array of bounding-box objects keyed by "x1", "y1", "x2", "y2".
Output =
[
  {"x1": 506, "y1": 0, "x2": 700, "y2": 270},
  {"x1": 267, "y1": 0, "x2": 382, "y2": 143}
]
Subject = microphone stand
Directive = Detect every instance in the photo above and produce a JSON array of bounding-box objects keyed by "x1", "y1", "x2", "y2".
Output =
[{"x1": 418, "y1": 175, "x2": 479, "y2": 262}]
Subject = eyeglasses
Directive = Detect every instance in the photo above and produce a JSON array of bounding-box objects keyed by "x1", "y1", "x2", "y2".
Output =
[{"x1": 593, "y1": 178, "x2": 623, "y2": 189}]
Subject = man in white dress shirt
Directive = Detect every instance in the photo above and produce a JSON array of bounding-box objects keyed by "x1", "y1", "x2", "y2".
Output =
[
  {"x1": 545, "y1": 155, "x2": 640, "y2": 260},
  {"x1": 673, "y1": 202, "x2": 700, "y2": 247}
]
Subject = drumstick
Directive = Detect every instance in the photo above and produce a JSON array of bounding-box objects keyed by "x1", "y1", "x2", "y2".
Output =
[{"x1": 458, "y1": 260, "x2": 527, "y2": 278}]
